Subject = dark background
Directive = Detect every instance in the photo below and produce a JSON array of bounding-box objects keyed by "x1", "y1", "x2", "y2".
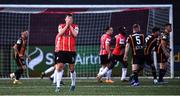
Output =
[
  {"x1": 29, "y1": 10, "x2": 148, "y2": 45},
  {"x1": 0, "y1": 0, "x2": 179, "y2": 45},
  {"x1": 0, "y1": 0, "x2": 179, "y2": 76}
]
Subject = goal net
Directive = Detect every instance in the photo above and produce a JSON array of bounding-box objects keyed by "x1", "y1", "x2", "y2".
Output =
[{"x1": 0, "y1": 5, "x2": 173, "y2": 78}]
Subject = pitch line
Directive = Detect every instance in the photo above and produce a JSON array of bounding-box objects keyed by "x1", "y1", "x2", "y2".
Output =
[{"x1": 0, "y1": 85, "x2": 179, "y2": 89}]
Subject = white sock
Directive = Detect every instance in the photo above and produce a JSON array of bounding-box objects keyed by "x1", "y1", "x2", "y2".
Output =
[
  {"x1": 56, "y1": 70, "x2": 63, "y2": 88},
  {"x1": 106, "y1": 69, "x2": 112, "y2": 80},
  {"x1": 53, "y1": 70, "x2": 57, "y2": 84},
  {"x1": 98, "y1": 67, "x2": 108, "y2": 76},
  {"x1": 50, "y1": 73, "x2": 54, "y2": 78},
  {"x1": 98, "y1": 67, "x2": 104, "y2": 75},
  {"x1": 121, "y1": 68, "x2": 127, "y2": 80},
  {"x1": 44, "y1": 66, "x2": 55, "y2": 74},
  {"x1": 70, "y1": 71, "x2": 76, "y2": 86}
]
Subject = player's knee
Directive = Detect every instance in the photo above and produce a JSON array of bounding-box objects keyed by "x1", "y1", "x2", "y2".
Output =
[
  {"x1": 108, "y1": 63, "x2": 115, "y2": 69},
  {"x1": 160, "y1": 63, "x2": 167, "y2": 69},
  {"x1": 19, "y1": 69, "x2": 24, "y2": 74},
  {"x1": 122, "y1": 63, "x2": 128, "y2": 68},
  {"x1": 70, "y1": 67, "x2": 75, "y2": 73},
  {"x1": 132, "y1": 70, "x2": 138, "y2": 75},
  {"x1": 56, "y1": 63, "x2": 64, "y2": 71},
  {"x1": 69, "y1": 64, "x2": 75, "y2": 73}
]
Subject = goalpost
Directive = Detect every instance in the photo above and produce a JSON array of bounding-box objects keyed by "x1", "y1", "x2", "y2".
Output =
[{"x1": 0, "y1": 4, "x2": 173, "y2": 78}]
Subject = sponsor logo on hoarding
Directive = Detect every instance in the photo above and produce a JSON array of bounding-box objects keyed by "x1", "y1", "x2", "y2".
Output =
[
  {"x1": 174, "y1": 52, "x2": 180, "y2": 63},
  {"x1": 27, "y1": 47, "x2": 101, "y2": 70}
]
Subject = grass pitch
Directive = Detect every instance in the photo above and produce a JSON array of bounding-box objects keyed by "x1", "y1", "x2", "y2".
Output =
[{"x1": 0, "y1": 78, "x2": 180, "y2": 95}]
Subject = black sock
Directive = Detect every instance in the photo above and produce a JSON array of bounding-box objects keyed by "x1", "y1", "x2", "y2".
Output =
[
  {"x1": 151, "y1": 65, "x2": 157, "y2": 79},
  {"x1": 159, "y1": 69, "x2": 166, "y2": 82},
  {"x1": 15, "y1": 69, "x2": 23, "y2": 80},
  {"x1": 133, "y1": 71, "x2": 139, "y2": 83},
  {"x1": 161, "y1": 69, "x2": 167, "y2": 78}
]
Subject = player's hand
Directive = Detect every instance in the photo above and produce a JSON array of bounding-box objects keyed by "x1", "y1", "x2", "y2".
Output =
[
  {"x1": 14, "y1": 53, "x2": 17, "y2": 58},
  {"x1": 108, "y1": 54, "x2": 111, "y2": 59},
  {"x1": 22, "y1": 65, "x2": 26, "y2": 70},
  {"x1": 65, "y1": 18, "x2": 70, "y2": 25},
  {"x1": 123, "y1": 55, "x2": 128, "y2": 61},
  {"x1": 28, "y1": 57, "x2": 31, "y2": 61},
  {"x1": 66, "y1": 20, "x2": 69, "y2": 26}
]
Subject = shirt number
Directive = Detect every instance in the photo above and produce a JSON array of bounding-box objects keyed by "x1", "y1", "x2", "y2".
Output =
[{"x1": 135, "y1": 36, "x2": 141, "y2": 45}]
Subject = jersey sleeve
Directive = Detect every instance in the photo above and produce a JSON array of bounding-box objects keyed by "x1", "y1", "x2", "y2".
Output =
[
  {"x1": 16, "y1": 38, "x2": 22, "y2": 45},
  {"x1": 105, "y1": 38, "x2": 111, "y2": 45},
  {"x1": 119, "y1": 37, "x2": 125, "y2": 45},
  {"x1": 161, "y1": 33, "x2": 169, "y2": 42},
  {"x1": 74, "y1": 25, "x2": 79, "y2": 34},
  {"x1": 58, "y1": 24, "x2": 63, "y2": 33},
  {"x1": 126, "y1": 36, "x2": 131, "y2": 44}
]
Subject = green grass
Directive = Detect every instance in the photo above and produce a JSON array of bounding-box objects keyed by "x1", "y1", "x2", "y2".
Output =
[{"x1": 0, "y1": 78, "x2": 180, "y2": 95}]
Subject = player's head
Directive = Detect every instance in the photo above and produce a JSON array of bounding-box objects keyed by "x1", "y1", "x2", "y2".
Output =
[
  {"x1": 21, "y1": 30, "x2": 28, "y2": 39},
  {"x1": 65, "y1": 13, "x2": 73, "y2": 24},
  {"x1": 105, "y1": 26, "x2": 113, "y2": 35},
  {"x1": 164, "y1": 23, "x2": 172, "y2": 33},
  {"x1": 132, "y1": 24, "x2": 140, "y2": 33},
  {"x1": 118, "y1": 26, "x2": 127, "y2": 35},
  {"x1": 152, "y1": 27, "x2": 160, "y2": 37}
]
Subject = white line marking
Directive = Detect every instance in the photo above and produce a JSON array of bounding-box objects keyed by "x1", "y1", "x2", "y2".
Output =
[{"x1": 0, "y1": 85, "x2": 179, "y2": 89}]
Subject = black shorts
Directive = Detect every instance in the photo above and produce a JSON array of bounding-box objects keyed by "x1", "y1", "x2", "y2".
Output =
[
  {"x1": 100, "y1": 55, "x2": 110, "y2": 65},
  {"x1": 145, "y1": 54, "x2": 153, "y2": 65},
  {"x1": 56, "y1": 51, "x2": 76, "y2": 64},
  {"x1": 111, "y1": 54, "x2": 124, "y2": 65},
  {"x1": 157, "y1": 53, "x2": 168, "y2": 63},
  {"x1": 15, "y1": 55, "x2": 25, "y2": 67},
  {"x1": 54, "y1": 52, "x2": 58, "y2": 64},
  {"x1": 132, "y1": 54, "x2": 145, "y2": 65}
]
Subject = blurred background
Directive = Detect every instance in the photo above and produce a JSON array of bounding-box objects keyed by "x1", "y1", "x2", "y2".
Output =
[{"x1": 0, "y1": 0, "x2": 179, "y2": 78}]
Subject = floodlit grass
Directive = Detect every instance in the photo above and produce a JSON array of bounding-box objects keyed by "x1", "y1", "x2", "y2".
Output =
[{"x1": 0, "y1": 78, "x2": 180, "y2": 95}]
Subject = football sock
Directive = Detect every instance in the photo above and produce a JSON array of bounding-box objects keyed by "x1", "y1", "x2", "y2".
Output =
[
  {"x1": 45, "y1": 66, "x2": 55, "y2": 74},
  {"x1": 106, "y1": 69, "x2": 112, "y2": 80},
  {"x1": 56, "y1": 70, "x2": 63, "y2": 88},
  {"x1": 99, "y1": 67, "x2": 108, "y2": 76},
  {"x1": 70, "y1": 71, "x2": 76, "y2": 86},
  {"x1": 133, "y1": 71, "x2": 139, "y2": 83},
  {"x1": 98, "y1": 67, "x2": 104, "y2": 75},
  {"x1": 121, "y1": 68, "x2": 127, "y2": 80},
  {"x1": 15, "y1": 69, "x2": 23, "y2": 80},
  {"x1": 151, "y1": 65, "x2": 157, "y2": 79},
  {"x1": 159, "y1": 69, "x2": 166, "y2": 82},
  {"x1": 53, "y1": 70, "x2": 57, "y2": 84}
]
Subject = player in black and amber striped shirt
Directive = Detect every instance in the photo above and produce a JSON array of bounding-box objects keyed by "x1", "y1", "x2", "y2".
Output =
[
  {"x1": 156, "y1": 23, "x2": 172, "y2": 84},
  {"x1": 124, "y1": 24, "x2": 145, "y2": 86},
  {"x1": 145, "y1": 27, "x2": 160, "y2": 84}
]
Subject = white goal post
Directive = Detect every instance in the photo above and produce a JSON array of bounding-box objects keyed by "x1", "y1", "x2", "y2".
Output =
[{"x1": 0, "y1": 4, "x2": 173, "y2": 78}]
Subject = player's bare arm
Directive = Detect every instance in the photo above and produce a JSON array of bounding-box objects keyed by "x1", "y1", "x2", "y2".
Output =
[
  {"x1": 58, "y1": 18, "x2": 70, "y2": 36},
  {"x1": 105, "y1": 38, "x2": 111, "y2": 58},
  {"x1": 70, "y1": 25, "x2": 78, "y2": 37},
  {"x1": 123, "y1": 43, "x2": 130, "y2": 61},
  {"x1": 13, "y1": 44, "x2": 20, "y2": 58},
  {"x1": 161, "y1": 39, "x2": 170, "y2": 58}
]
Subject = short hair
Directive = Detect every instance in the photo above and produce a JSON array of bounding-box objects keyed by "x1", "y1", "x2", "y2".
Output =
[
  {"x1": 118, "y1": 26, "x2": 126, "y2": 32},
  {"x1": 66, "y1": 13, "x2": 73, "y2": 17},
  {"x1": 133, "y1": 24, "x2": 140, "y2": 29},
  {"x1": 152, "y1": 27, "x2": 160, "y2": 33},
  {"x1": 164, "y1": 23, "x2": 171, "y2": 27},
  {"x1": 105, "y1": 26, "x2": 111, "y2": 31}
]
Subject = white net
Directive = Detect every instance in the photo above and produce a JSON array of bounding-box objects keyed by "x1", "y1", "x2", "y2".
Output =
[
  {"x1": 0, "y1": 12, "x2": 30, "y2": 78},
  {"x1": 145, "y1": 8, "x2": 171, "y2": 77},
  {"x1": 74, "y1": 13, "x2": 111, "y2": 77},
  {"x1": 0, "y1": 5, "x2": 173, "y2": 78}
]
